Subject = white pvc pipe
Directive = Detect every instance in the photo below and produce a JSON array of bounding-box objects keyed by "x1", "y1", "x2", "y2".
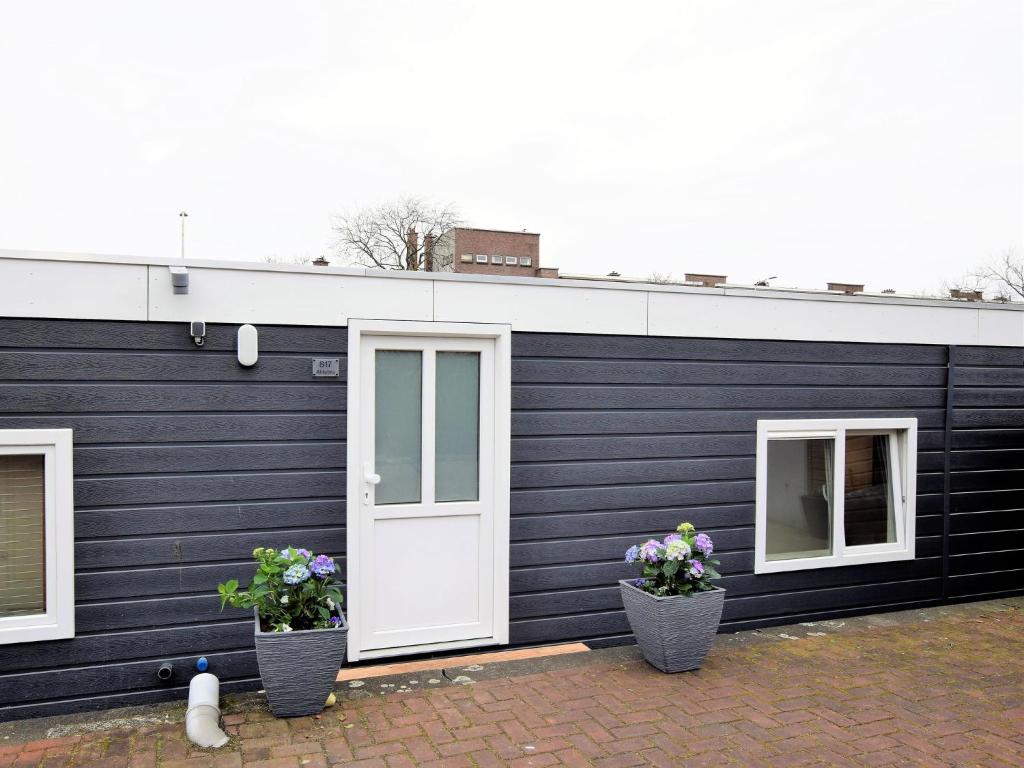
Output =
[{"x1": 186, "y1": 673, "x2": 230, "y2": 748}]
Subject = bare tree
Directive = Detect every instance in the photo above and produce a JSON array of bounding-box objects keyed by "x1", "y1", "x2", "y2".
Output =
[
  {"x1": 974, "y1": 248, "x2": 1023, "y2": 301},
  {"x1": 332, "y1": 197, "x2": 460, "y2": 271}
]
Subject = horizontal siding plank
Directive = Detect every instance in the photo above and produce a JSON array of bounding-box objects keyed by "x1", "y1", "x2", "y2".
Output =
[
  {"x1": 951, "y1": 429, "x2": 1024, "y2": 450},
  {"x1": 0, "y1": 413, "x2": 346, "y2": 444},
  {"x1": 512, "y1": 506, "x2": 754, "y2": 541},
  {"x1": 511, "y1": 457, "x2": 753, "y2": 489},
  {"x1": 951, "y1": 449, "x2": 1024, "y2": 471},
  {"x1": 954, "y1": 389, "x2": 1024, "y2": 407},
  {"x1": 75, "y1": 499, "x2": 345, "y2": 538},
  {"x1": 722, "y1": 578, "x2": 943, "y2": 621},
  {"x1": 947, "y1": 570, "x2": 1024, "y2": 597},
  {"x1": 75, "y1": 442, "x2": 344, "y2": 475},
  {"x1": 949, "y1": 551, "x2": 1024, "y2": 576},
  {"x1": 74, "y1": 470, "x2": 345, "y2": 507},
  {"x1": 0, "y1": 319, "x2": 347, "y2": 354},
  {"x1": 76, "y1": 527, "x2": 346, "y2": 569},
  {"x1": 950, "y1": 510, "x2": 1024, "y2": 535},
  {"x1": 77, "y1": 561, "x2": 349, "y2": 601},
  {"x1": 510, "y1": 610, "x2": 631, "y2": 645},
  {"x1": 513, "y1": 386, "x2": 946, "y2": 410},
  {"x1": 511, "y1": 551, "x2": 753, "y2": 593},
  {"x1": 950, "y1": 530, "x2": 1024, "y2": 555},
  {"x1": 954, "y1": 410, "x2": 1024, "y2": 428},
  {"x1": 513, "y1": 360, "x2": 947, "y2": 387},
  {"x1": 0, "y1": 384, "x2": 345, "y2": 414},
  {"x1": 512, "y1": 434, "x2": 754, "y2": 462},
  {"x1": 950, "y1": 489, "x2": 1024, "y2": 514},
  {"x1": 950, "y1": 347, "x2": 1023, "y2": 367},
  {"x1": 511, "y1": 481, "x2": 754, "y2": 515},
  {"x1": 0, "y1": 621, "x2": 252, "y2": 673},
  {"x1": 510, "y1": 558, "x2": 943, "y2": 620},
  {"x1": 75, "y1": 595, "x2": 245, "y2": 633},
  {"x1": 512, "y1": 334, "x2": 946, "y2": 365},
  {"x1": 0, "y1": 351, "x2": 347, "y2": 383},
  {"x1": 514, "y1": 410, "x2": 945, "y2": 435},
  {"x1": 951, "y1": 469, "x2": 1024, "y2": 492},
  {"x1": 0, "y1": 650, "x2": 256, "y2": 705},
  {"x1": 510, "y1": 528, "x2": 751, "y2": 568},
  {"x1": 957, "y1": 367, "x2": 1024, "y2": 386}
]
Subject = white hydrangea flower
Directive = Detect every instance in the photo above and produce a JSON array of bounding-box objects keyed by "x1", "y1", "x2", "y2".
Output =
[
  {"x1": 326, "y1": 597, "x2": 335, "y2": 610},
  {"x1": 280, "y1": 595, "x2": 289, "y2": 605}
]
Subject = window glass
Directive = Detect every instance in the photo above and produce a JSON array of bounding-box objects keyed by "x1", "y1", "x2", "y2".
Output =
[
  {"x1": 490, "y1": 255, "x2": 502, "y2": 264},
  {"x1": 475, "y1": 255, "x2": 487, "y2": 263},
  {"x1": 0, "y1": 455, "x2": 46, "y2": 618},
  {"x1": 435, "y1": 352, "x2": 480, "y2": 502},
  {"x1": 374, "y1": 351, "x2": 422, "y2": 504},
  {"x1": 521, "y1": 256, "x2": 532, "y2": 266},
  {"x1": 766, "y1": 438, "x2": 834, "y2": 561},
  {"x1": 844, "y1": 434, "x2": 896, "y2": 546},
  {"x1": 505, "y1": 256, "x2": 518, "y2": 265}
]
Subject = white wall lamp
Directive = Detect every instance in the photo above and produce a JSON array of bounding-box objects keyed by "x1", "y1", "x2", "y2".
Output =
[{"x1": 237, "y1": 324, "x2": 258, "y2": 367}]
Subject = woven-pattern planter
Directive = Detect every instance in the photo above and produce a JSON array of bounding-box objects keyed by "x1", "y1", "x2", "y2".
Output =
[
  {"x1": 619, "y1": 581, "x2": 725, "y2": 673},
  {"x1": 254, "y1": 608, "x2": 348, "y2": 717}
]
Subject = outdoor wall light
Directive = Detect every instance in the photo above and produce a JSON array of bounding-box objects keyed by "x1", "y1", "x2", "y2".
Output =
[
  {"x1": 169, "y1": 265, "x2": 189, "y2": 294},
  {"x1": 237, "y1": 324, "x2": 258, "y2": 367},
  {"x1": 190, "y1": 321, "x2": 206, "y2": 347}
]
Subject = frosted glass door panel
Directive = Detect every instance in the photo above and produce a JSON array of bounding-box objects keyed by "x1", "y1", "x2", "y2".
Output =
[
  {"x1": 374, "y1": 351, "x2": 422, "y2": 505},
  {"x1": 435, "y1": 352, "x2": 480, "y2": 502}
]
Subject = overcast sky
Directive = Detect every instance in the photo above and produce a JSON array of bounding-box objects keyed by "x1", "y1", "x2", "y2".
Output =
[{"x1": 1, "y1": 1, "x2": 1021, "y2": 293}]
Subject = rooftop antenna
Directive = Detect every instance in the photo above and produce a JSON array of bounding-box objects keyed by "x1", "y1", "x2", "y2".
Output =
[
  {"x1": 754, "y1": 275, "x2": 777, "y2": 287},
  {"x1": 179, "y1": 211, "x2": 188, "y2": 259}
]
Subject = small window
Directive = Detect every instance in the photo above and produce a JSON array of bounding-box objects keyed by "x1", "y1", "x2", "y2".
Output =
[
  {"x1": 505, "y1": 256, "x2": 518, "y2": 266},
  {"x1": 520, "y1": 256, "x2": 532, "y2": 267},
  {"x1": 490, "y1": 255, "x2": 502, "y2": 265},
  {"x1": 475, "y1": 255, "x2": 487, "y2": 264},
  {"x1": 460, "y1": 254, "x2": 473, "y2": 263},
  {"x1": 755, "y1": 418, "x2": 916, "y2": 574},
  {"x1": 0, "y1": 429, "x2": 74, "y2": 644}
]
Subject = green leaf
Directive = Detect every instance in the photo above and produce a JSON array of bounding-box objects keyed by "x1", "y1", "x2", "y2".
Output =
[
  {"x1": 704, "y1": 567, "x2": 721, "y2": 579},
  {"x1": 252, "y1": 573, "x2": 268, "y2": 585},
  {"x1": 664, "y1": 560, "x2": 679, "y2": 577}
]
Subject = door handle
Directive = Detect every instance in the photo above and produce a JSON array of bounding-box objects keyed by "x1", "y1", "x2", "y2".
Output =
[{"x1": 364, "y1": 471, "x2": 381, "y2": 486}]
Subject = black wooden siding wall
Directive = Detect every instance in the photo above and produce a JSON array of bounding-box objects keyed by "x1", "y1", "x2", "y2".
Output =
[
  {"x1": 507, "y1": 334, "x2": 1024, "y2": 645},
  {"x1": 0, "y1": 319, "x2": 347, "y2": 720},
  {"x1": 0, "y1": 320, "x2": 1021, "y2": 719}
]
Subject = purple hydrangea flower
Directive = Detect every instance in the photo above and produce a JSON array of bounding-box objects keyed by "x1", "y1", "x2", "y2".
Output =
[
  {"x1": 688, "y1": 560, "x2": 705, "y2": 578},
  {"x1": 311, "y1": 554, "x2": 336, "y2": 578},
  {"x1": 632, "y1": 578, "x2": 646, "y2": 588},
  {"x1": 329, "y1": 616, "x2": 342, "y2": 626},
  {"x1": 694, "y1": 533, "x2": 713, "y2": 556},
  {"x1": 663, "y1": 533, "x2": 682, "y2": 546},
  {"x1": 283, "y1": 564, "x2": 311, "y2": 585},
  {"x1": 624, "y1": 545, "x2": 641, "y2": 563},
  {"x1": 639, "y1": 539, "x2": 662, "y2": 562},
  {"x1": 280, "y1": 547, "x2": 312, "y2": 561}
]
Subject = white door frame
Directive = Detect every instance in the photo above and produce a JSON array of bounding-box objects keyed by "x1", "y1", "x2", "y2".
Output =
[{"x1": 346, "y1": 319, "x2": 511, "y2": 661}]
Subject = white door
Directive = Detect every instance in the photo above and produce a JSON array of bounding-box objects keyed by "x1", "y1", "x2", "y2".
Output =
[{"x1": 347, "y1": 322, "x2": 510, "y2": 660}]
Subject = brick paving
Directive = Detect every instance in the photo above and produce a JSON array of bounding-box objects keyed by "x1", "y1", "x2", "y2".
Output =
[{"x1": 2, "y1": 598, "x2": 1022, "y2": 767}]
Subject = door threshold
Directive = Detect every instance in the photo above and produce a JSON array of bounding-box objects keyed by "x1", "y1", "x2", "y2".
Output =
[{"x1": 336, "y1": 642, "x2": 590, "y2": 682}]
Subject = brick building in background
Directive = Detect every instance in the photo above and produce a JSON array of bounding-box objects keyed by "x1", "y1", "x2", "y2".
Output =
[{"x1": 433, "y1": 227, "x2": 558, "y2": 278}]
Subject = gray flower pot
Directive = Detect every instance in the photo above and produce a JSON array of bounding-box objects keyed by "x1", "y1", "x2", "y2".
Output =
[
  {"x1": 619, "y1": 581, "x2": 725, "y2": 673},
  {"x1": 254, "y1": 608, "x2": 348, "y2": 717}
]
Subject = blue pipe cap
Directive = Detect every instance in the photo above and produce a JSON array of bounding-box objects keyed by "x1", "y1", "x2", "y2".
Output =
[{"x1": 196, "y1": 656, "x2": 209, "y2": 672}]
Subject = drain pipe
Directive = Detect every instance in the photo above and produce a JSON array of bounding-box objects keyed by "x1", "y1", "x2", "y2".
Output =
[{"x1": 186, "y1": 673, "x2": 230, "y2": 748}]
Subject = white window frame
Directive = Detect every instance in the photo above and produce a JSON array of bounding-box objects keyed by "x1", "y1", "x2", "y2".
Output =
[
  {"x1": 474, "y1": 255, "x2": 487, "y2": 263},
  {"x1": 460, "y1": 254, "x2": 473, "y2": 263},
  {"x1": 504, "y1": 256, "x2": 518, "y2": 266},
  {"x1": 0, "y1": 429, "x2": 75, "y2": 644},
  {"x1": 520, "y1": 256, "x2": 533, "y2": 267},
  {"x1": 490, "y1": 255, "x2": 502, "y2": 265},
  {"x1": 755, "y1": 418, "x2": 916, "y2": 574}
]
